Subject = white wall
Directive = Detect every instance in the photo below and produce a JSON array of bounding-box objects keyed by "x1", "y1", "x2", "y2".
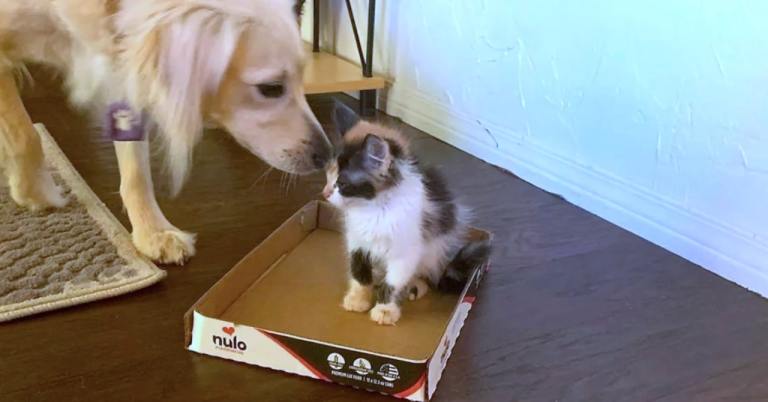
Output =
[{"x1": 303, "y1": 1, "x2": 768, "y2": 295}]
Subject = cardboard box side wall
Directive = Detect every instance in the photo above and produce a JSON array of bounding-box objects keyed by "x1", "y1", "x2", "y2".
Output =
[{"x1": 184, "y1": 202, "x2": 321, "y2": 345}]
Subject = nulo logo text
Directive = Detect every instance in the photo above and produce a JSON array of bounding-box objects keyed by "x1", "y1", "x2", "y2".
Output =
[{"x1": 212, "y1": 326, "x2": 247, "y2": 351}]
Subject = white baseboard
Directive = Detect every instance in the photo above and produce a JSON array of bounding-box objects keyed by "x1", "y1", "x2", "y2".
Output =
[{"x1": 382, "y1": 86, "x2": 768, "y2": 297}]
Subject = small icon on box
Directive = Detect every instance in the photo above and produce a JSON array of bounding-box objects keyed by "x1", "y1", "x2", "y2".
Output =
[
  {"x1": 327, "y1": 353, "x2": 345, "y2": 370},
  {"x1": 378, "y1": 363, "x2": 400, "y2": 381},
  {"x1": 351, "y1": 358, "x2": 373, "y2": 376}
]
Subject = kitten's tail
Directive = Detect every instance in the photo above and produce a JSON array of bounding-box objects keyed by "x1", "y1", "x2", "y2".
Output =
[{"x1": 438, "y1": 239, "x2": 492, "y2": 293}]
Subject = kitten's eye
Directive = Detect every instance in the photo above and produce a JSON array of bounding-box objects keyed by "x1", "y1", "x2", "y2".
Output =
[
  {"x1": 256, "y1": 82, "x2": 285, "y2": 98},
  {"x1": 337, "y1": 178, "x2": 350, "y2": 191}
]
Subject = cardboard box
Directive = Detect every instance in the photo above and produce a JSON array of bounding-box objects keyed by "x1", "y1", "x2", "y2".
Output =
[{"x1": 184, "y1": 201, "x2": 491, "y2": 401}]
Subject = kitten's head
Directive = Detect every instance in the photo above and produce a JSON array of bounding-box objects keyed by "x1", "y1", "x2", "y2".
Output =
[{"x1": 323, "y1": 102, "x2": 409, "y2": 206}]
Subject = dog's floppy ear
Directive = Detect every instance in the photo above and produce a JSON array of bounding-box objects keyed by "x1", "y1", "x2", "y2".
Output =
[
  {"x1": 119, "y1": 6, "x2": 244, "y2": 195},
  {"x1": 159, "y1": 11, "x2": 243, "y2": 195},
  {"x1": 293, "y1": 0, "x2": 306, "y2": 23},
  {"x1": 333, "y1": 101, "x2": 360, "y2": 136}
]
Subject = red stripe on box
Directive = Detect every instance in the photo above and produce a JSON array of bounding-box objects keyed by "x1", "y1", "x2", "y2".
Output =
[
  {"x1": 258, "y1": 330, "x2": 331, "y2": 382},
  {"x1": 463, "y1": 295, "x2": 476, "y2": 304},
  {"x1": 393, "y1": 372, "x2": 426, "y2": 399}
]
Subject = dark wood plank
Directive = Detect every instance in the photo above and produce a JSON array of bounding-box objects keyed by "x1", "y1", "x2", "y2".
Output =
[{"x1": 3, "y1": 71, "x2": 768, "y2": 402}]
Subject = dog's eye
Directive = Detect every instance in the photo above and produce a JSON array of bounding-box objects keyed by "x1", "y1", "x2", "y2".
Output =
[{"x1": 256, "y1": 82, "x2": 285, "y2": 98}]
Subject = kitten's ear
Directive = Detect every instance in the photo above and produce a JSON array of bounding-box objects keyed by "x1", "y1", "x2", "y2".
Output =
[
  {"x1": 362, "y1": 134, "x2": 389, "y2": 169},
  {"x1": 333, "y1": 101, "x2": 360, "y2": 136}
]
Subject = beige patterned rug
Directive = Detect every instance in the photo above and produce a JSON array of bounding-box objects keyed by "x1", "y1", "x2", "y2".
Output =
[{"x1": 0, "y1": 124, "x2": 165, "y2": 322}]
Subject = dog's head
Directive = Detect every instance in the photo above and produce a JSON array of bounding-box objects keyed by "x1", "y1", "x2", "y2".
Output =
[{"x1": 117, "y1": 0, "x2": 330, "y2": 194}]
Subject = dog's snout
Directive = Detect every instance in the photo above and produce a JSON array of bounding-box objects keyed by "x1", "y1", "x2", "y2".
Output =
[
  {"x1": 309, "y1": 128, "x2": 332, "y2": 169},
  {"x1": 312, "y1": 152, "x2": 327, "y2": 169}
]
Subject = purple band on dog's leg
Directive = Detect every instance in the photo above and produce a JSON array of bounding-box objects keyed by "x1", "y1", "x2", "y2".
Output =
[{"x1": 105, "y1": 101, "x2": 147, "y2": 141}]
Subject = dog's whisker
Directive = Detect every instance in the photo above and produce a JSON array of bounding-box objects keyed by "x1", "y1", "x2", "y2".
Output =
[
  {"x1": 288, "y1": 173, "x2": 297, "y2": 193},
  {"x1": 286, "y1": 173, "x2": 296, "y2": 196},
  {"x1": 284, "y1": 173, "x2": 290, "y2": 194},
  {"x1": 279, "y1": 171, "x2": 289, "y2": 196},
  {"x1": 285, "y1": 173, "x2": 294, "y2": 197},
  {"x1": 250, "y1": 167, "x2": 274, "y2": 190}
]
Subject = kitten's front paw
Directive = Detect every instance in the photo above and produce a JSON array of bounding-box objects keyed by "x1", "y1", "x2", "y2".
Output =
[
  {"x1": 408, "y1": 278, "x2": 429, "y2": 301},
  {"x1": 343, "y1": 289, "x2": 373, "y2": 312},
  {"x1": 369, "y1": 303, "x2": 401, "y2": 325}
]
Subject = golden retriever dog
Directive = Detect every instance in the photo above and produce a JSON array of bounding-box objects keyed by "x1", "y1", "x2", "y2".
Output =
[{"x1": 0, "y1": 0, "x2": 331, "y2": 264}]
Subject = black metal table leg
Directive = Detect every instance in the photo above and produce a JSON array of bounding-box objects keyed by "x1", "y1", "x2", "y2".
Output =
[
  {"x1": 312, "y1": 0, "x2": 320, "y2": 52},
  {"x1": 359, "y1": 0, "x2": 376, "y2": 116}
]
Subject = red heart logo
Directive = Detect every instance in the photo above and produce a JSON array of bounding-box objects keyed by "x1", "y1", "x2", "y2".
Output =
[{"x1": 222, "y1": 326, "x2": 235, "y2": 336}]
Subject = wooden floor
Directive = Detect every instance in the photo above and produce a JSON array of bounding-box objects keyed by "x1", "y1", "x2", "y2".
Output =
[{"x1": 3, "y1": 74, "x2": 768, "y2": 402}]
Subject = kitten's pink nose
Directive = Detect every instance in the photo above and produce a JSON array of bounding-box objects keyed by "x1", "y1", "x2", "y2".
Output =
[{"x1": 322, "y1": 186, "x2": 332, "y2": 199}]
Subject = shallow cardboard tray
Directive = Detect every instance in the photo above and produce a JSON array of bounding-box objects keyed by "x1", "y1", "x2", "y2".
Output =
[{"x1": 185, "y1": 201, "x2": 491, "y2": 401}]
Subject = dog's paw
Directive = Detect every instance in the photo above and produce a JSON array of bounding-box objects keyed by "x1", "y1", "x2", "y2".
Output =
[
  {"x1": 132, "y1": 227, "x2": 196, "y2": 265},
  {"x1": 407, "y1": 278, "x2": 430, "y2": 301},
  {"x1": 369, "y1": 303, "x2": 401, "y2": 326},
  {"x1": 9, "y1": 169, "x2": 68, "y2": 211},
  {"x1": 342, "y1": 287, "x2": 373, "y2": 312}
]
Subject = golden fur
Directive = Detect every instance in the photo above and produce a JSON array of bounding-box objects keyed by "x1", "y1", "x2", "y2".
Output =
[{"x1": 0, "y1": 0, "x2": 329, "y2": 264}]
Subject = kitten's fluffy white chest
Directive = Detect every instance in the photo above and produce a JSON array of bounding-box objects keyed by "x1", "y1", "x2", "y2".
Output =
[{"x1": 342, "y1": 174, "x2": 424, "y2": 259}]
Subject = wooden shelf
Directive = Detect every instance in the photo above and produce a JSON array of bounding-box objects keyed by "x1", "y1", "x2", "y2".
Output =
[{"x1": 302, "y1": 43, "x2": 386, "y2": 95}]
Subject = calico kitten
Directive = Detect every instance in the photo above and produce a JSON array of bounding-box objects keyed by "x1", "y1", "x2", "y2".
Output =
[{"x1": 323, "y1": 102, "x2": 491, "y2": 325}]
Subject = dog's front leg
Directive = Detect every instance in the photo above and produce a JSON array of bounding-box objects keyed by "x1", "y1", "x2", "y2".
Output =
[
  {"x1": 0, "y1": 70, "x2": 67, "y2": 210},
  {"x1": 114, "y1": 140, "x2": 196, "y2": 264}
]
